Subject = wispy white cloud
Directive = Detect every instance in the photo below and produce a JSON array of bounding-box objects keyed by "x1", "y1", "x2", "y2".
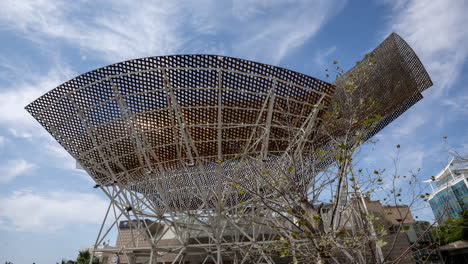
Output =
[
  {"x1": 399, "y1": 150, "x2": 425, "y2": 174},
  {"x1": 43, "y1": 140, "x2": 94, "y2": 182},
  {"x1": 0, "y1": 135, "x2": 6, "y2": 146},
  {"x1": 442, "y1": 94, "x2": 468, "y2": 115},
  {"x1": 383, "y1": 0, "x2": 468, "y2": 94},
  {"x1": 0, "y1": 159, "x2": 37, "y2": 183},
  {"x1": 0, "y1": 189, "x2": 108, "y2": 232},
  {"x1": 0, "y1": 0, "x2": 189, "y2": 61},
  {"x1": 314, "y1": 46, "x2": 337, "y2": 67},
  {"x1": 230, "y1": 0, "x2": 346, "y2": 64},
  {"x1": 0, "y1": 0, "x2": 347, "y2": 137},
  {"x1": 8, "y1": 128, "x2": 33, "y2": 140},
  {"x1": 391, "y1": 112, "x2": 425, "y2": 137},
  {"x1": 44, "y1": 142, "x2": 76, "y2": 170},
  {"x1": 0, "y1": 65, "x2": 74, "y2": 137},
  {"x1": 0, "y1": 0, "x2": 346, "y2": 64},
  {"x1": 372, "y1": 0, "x2": 468, "y2": 199}
]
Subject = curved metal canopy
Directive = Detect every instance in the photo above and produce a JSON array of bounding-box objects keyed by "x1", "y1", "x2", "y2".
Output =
[
  {"x1": 26, "y1": 33, "x2": 432, "y2": 208},
  {"x1": 26, "y1": 54, "x2": 334, "y2": 185}
]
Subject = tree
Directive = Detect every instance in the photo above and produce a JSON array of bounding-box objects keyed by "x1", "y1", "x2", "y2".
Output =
[
  {"x1": 70, "y1": 33, "x2": 437, "y2": 264},
  {"x1": 75, "y1": 250, "x2": 99, "y2": 264},
  {"x1": 224, "y1": 43, "x2": 437, "y2": 263},
  {"x1": 433, "y1": 210, "x2": 468, "y2": 245}
]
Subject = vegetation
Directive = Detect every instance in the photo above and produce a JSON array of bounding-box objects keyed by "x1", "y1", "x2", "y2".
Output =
[
  {"x1": 59, "y1": 250, "x2": 99, "y2": 264},
  {"x1": 224, "y1": 54, "x2": 434, "y2": 263},
  {"x1": 60, "y1": 260, "x2": 76, "y2": 264},
  {"x1": 75, "y1": 36, "x2": 444, "y2": 264},
  {"x1": 433, "y1": 210, "x2": 468, "y2": 245}
]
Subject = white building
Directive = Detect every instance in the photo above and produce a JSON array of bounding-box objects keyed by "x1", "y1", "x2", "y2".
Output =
[{"x1": 427, "y1": 158, "x2": 468, "y2": 221}]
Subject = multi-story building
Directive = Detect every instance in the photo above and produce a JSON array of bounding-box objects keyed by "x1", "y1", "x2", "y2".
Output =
[
  {"x1": 427, "y1": 158, "x2": 468, "y2": 221},
  {"x1": 97, "y1": 198, "x2": 435, "y2": 264}
]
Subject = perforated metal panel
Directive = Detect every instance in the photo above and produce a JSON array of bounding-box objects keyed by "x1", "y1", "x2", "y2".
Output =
[
  {"x1": 26, "y1": 55, "x2": 333, "y2": 186},
  {"x1": 326, "y1": 33, "x2": 432, "y2": 144},
  {"x1": 26, "y1": 33, "x2": 433, "y2": 211}
]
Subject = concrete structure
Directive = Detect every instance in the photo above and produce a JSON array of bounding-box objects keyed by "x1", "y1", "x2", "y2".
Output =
[
  {"x1": 405, "y1": 221, "x2": 442, "y2": 264},
  {"x1": 361, "y1": 197, "x2": 415, "y2": 225},
  {"x1": 439, "y1": 240, "x2": 468, "y2": 263},
  {"x1": 361, "y1": 198, "x2": 415, "y2": 264},
  {"x1": 101, "y1": 198, "x2": 428, "y2": 264},
  {"x1": 427, "y1": 158, "x2": 468, "y2": 221},
  {"x1": 354, "y1": 199, "x2": 443, "y2": 264},
  {"x1": 101, "y1": 217, "x2": 289, "y2": 264}
]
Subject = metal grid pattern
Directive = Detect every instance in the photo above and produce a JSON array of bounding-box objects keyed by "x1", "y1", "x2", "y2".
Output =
[
  {"x1": 25, "y1": 33, "x2": 434, "y2": 263},
  {"x1": 362, "y1": 33, "x2": 432, "y2": 140},
  {"x1": 25, "y1": 33, "x2": 433, "y2": 202},
  {"x1": 327, "y1": 33, "x2": 433, "y2": 143},
  {"x1": 26, "y1": 55, "x2": 334, "y2": 186}
]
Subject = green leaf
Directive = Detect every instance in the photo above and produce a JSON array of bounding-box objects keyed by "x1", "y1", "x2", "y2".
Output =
[
  {"x1": 377, "y1": 240, "x2": 388, "y2": 248},
  {"x1": 280, "y1": 249, "x2": 287, "y2": 257},
  {"x1": 396, "y1": 144, "x2": 400, "y2": 148}
]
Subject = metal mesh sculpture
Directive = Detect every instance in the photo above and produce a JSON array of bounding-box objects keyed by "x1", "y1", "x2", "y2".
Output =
[{"x1": 26, "y1": 33, "x2": 432, "y2": 263}]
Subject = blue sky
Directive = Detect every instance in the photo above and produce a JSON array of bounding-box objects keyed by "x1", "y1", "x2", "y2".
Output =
[{"x1": 0, "y1": 0, "x2": 467, "y2": 263}]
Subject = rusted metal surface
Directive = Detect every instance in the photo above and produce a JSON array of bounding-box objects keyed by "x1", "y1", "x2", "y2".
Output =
[{"x1": 329, "y1": 33, "x2": 432, "y2": 142}]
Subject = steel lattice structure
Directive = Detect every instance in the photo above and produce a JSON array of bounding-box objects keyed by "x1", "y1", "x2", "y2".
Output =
[{"x1": 26, "y1": 33, "x2": 432, "y2": 264}]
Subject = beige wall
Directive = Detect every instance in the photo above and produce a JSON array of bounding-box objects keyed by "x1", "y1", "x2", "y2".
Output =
[
  {"x1": 382, "y1": 233, "x2": 414, "y2": 264},
  {"x1": 109, "y1": 199, "x2": 417, "y2": 264},
  {"x1": 383, "y1": 206, "x2": 415, "y2": 225},
  {"x1": 110, "y1": 221, "x2": 186, "y2": 264},
  {"x1": 116, "y1": 228, "x2": 153, "y2": 249},
  {"x1": 362, "y1": 197, "x2": 415, "y2": 225}
]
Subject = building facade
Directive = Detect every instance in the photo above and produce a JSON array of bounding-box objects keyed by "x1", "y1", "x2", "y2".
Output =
[
  {"x1": 97, "y1": 198, "x2": 428, "y2": 264},
  {"x1": 427, "y1": 158, "x2": 468, "y2": 221}
]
